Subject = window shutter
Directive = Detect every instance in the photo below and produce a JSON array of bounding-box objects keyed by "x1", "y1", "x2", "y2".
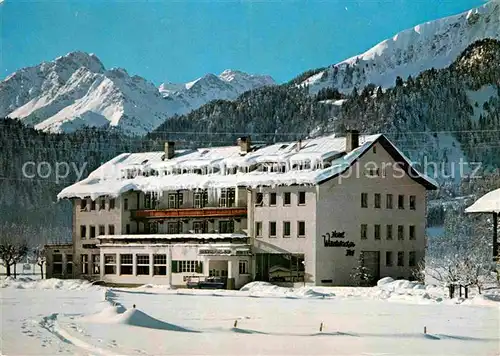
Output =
[
  {"x1": 196, "y1": 261, "x2": 203, "y2": 274},
  {"x1": 172, "y1": 261, "x2": 178, "y2": 273}
]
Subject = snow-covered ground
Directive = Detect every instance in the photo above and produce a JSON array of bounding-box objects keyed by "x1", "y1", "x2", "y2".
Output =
[{"x1": 1, "y1": 277, "x2": 499, "y2": 355}]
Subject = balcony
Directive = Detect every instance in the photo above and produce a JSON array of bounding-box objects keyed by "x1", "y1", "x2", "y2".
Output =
[{"x1": 131, "y1": 207, "x2": 247, "y2": 220}]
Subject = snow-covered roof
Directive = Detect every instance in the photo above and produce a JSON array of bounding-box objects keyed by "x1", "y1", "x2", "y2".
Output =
[
  {"x1": 57, "y1": 133, "x2": 437, "y2": 200},
  {"x1": 98, "y1": 233, "x2": 247, "y2": 241},
  {"x1": 465, "y1": 188, "x2": 500, "y2": 214}
]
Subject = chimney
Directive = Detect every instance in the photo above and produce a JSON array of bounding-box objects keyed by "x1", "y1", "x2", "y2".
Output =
[
  {"x1": 164, "y1": 141, "x2": 175, "y2": 160},
  {"x1": 237, "y1": 136, "x2": 251, "y2": 154},
  {"x1": 296, "y1": 139, "x2": 302, "y2": 152},
  {"x1": 346, "y1": 130, "x2": 359, "y2": 152}
]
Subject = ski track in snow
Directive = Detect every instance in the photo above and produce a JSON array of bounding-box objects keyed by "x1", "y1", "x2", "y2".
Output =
[{"x1": 2, "y1": 278, "x2": 499, "y2": 355}]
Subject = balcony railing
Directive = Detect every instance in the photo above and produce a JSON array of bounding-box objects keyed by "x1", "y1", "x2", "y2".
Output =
[{"x1": 131, "y1": 207, "x2": 247, "y2": 219}]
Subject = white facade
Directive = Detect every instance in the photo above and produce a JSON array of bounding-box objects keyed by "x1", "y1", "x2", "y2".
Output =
[{"x1": 47, "y1": 132, "x2": 436, "y2": 287}]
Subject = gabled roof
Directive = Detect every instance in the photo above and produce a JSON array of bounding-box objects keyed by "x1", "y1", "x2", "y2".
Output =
[
  {"x1": 57, "y1": 133, "x2": 437, "y2": 200},
  {"x1": 317, "y1": 135, "x2": 438, "y2": 190},
  {"x1": 465, "y1": 188, "x2": 500, "y2": 213}
]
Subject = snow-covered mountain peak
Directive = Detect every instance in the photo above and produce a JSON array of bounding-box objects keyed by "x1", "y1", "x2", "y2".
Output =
[
  {"x1": 53, "y1": 51, "x2": 105, "y2": 74},
  {"x1": 158, "y1": 70, "x2": 275, "y2": 100},
  {"x1": 2, "y1": 52, "x2": 275, "y2": 135},
  {"x1": 301, "y1": 1, "x2": 500, "y2": 94}
]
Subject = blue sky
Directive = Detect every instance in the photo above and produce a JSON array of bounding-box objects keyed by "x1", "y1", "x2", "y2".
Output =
[{"x1": 1, "y1": 0, "x2": 486, "y2": 84}]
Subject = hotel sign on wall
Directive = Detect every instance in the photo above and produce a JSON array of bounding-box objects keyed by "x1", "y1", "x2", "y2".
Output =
[
  {"x1": 323, "y1": 231, "x2": 355, "y2": 256},
  {"x1": 198, "y1": 248, "x2": 232, "y2": 256}
]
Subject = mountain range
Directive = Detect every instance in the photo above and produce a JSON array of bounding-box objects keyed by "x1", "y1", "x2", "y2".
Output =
[
  {"x1": 300, "y1": 1, "x2": 499, "y2": 94},
  {"x1": 0, "y1": 1, "x2": 498, "y2": 137},
  {"x1": 0, "y1": 53, "x2": 275, "y2": 135}
]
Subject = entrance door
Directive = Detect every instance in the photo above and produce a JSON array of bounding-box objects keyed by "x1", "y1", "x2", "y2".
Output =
[{"x1": 361, "y1": 251, "x2": 380, "y2": 283}]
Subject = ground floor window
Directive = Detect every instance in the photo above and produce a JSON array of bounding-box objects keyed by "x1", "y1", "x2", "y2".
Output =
[
  {"x1": 397, "y1": 251, "x2": 404, "y2": 266},
  {"x1": 153, "y1": 254, "x2": 167, "y2": 275},
  {"x1": 66, "y1": 254, "x2": 73, "y2": 276},
  {"x1": 254, "y1": 253, "x2": 305, "y2": 282},
  {"x1": 137, "y1": 255, "x2": 150, "y2": 275},
  {"x1": 81, "y1": 254, "x2": 89, "y2": 274},
  {"x1": 120, "y1": 254, "x2": 133, "y2": 275},
  {"x1": 92, "y1": 254, "x2": 100, "y2": 274},
  {"x1": 172, "y1": 260, "x2": 202, "y2": 273},
  {"x1": 53, "y1": 254, "x2": 63, "y2": 275},
  {"x1": 239, "y1": 260, "x2": 249, "y2": 275},
  {"x1": 409, "y1": 251, "x2": 416, "y2": 267},
  {"x1": 104, "y1": 254, "x2": 116, "y2": 275}
]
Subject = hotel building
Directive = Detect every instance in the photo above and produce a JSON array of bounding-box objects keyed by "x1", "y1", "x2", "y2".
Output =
[{"x1": 46, "y1": 132, "x2": 436, "y2": 288}]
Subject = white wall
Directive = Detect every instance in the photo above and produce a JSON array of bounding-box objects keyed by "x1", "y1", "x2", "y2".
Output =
[{"x1": 315, "y1": 141, "x2": 427, "y2": 285}]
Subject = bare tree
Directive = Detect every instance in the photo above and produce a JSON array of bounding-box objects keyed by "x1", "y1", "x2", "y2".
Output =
[
  {"x1": 33, "y1": 245, "x2": 46, "y2": 279},
  {"x1": 0, "y1": 236, "x2": 29, "y2": 278},
  {"x1": 426, "y1": 208, "x2": 496, "y2": 297}
]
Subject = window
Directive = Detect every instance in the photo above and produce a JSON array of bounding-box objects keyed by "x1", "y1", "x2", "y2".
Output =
[
  {"x1": 386, "y1": 194, "x2": 393, "y2": 209},
  {"x1": 89, "y1": 225, "x2": 96, "y2": 239},
  {"x1": 53, "y1": 254, "x2": 63, "y2": 274},
  {"x1": 137, "y1": 255, "x2": 150, "y2": 275},
  {"x1": 120, "y1": 254, "x2": 133, "y2": 275},
  {"x1": 374, "y1": 224, "x2": 381, "y2": 240},
  {"x1": 92, "y1": 254, "x2": 100, "y2": 274},
  {"x1": 66, "y1": 255, "x2": 73, "y2": 275},
  {"x1": 361, "y1": 224, "x2": 368, "y2": 240},
  {"x1": 90, "y1": 200, "x2": 96, "y2": 211},
  {"x1": 153, "y1": 254, "x2": 167, "y2": 275},
  {"x1": 81, "y1": 254, "x2": 89, "y2": 274},
  {"x1": 126, "y1": 224, "x2": 131, "y2": 234},
  {"x1": 361, "y1": 193, "x2": 368, "y2": 208},
  {"x1": 104, "y1": 254, "x2": 116, "y2": 275},
  {"x1": 283, "y1": 221, "x2": 291, "y2": 237},
  {"x1": 373, "y1": 146, "x2": 377, "y2": 154},
  {"x1": 98, "y1": 225, "x2": 105, "y2": 236},
  {"x1": 386, "y1": 225, "x2": 393, "y2": 240},
  {"x1": 398, "y1": 195, "x2": 405, "y2": 209},
  {"x1": 219, "y1": 188, "x2": 235, "y2": 207},
  {"x1": 80, "y1": 199, "x2": 87, "y2": 211},
  {"x1": 298, "y1": 191, "x2": 306, "y2": 205},
  {"x1": 219, "y1": 220, "x2": 234, "y2": 233},
  {"x1": 193, "y1": 221, "x2": 207, "y2": 233},
  {"x1": 80, "y1": 225, "x2": 86, "y2": 239},
  {"x1": 366, "y1": 168, "x2": 380, "y2": 177},
  {"x1": 269, "y1": 222, "x2": 277, "y2": 237},
  {"x1": 144, "y1": 192, "x2": 158, "y2": 209},
  {"x1": 374, "y1": 193, "x2": 381, "y2": 208},
  {"x1": 168, "y1": 193, "x2": 184, "y2": 209},
  {"x1": 124, "y1": 198, "x2": 128, "y2": 211},
  {"x1": 398, "y1": 225, "x2": 404, "y2": 240},
  {"x1": 145, "y1": 221, "x2": 159, "y2": 234},
  {"x1": 174, "y1": 260, "x2": 201, "y2": 273},
  {"x1": 109, "y1": 198, "x2": 115, "y2": 209},
  {"x1": 409, "y1": 225, "x2": 416, "y2": 240},
  {"x1": 284, "y1": 192, "x2": 291, "y2": 206},
  {"x1": 108, "y1": 224, "x2": 115, "y2": 235},
  {"x1": 397, "y1": 251, "x2": 404, "y2": 266},
  {"x1": 409, "y1": 195, "x2": 416, "y2": 210},
  {"x1": 409, "y1": 251, "x2": 416, "y2": 267},
  {"x1": 255, "y1": 193, "x2": 264, "y2": 206},
  {"x1": 99, "y1": 199, "x2": 105, "y2": 210},
  {"x1": 269, "y1": 193, "x2": 277, "y2": 206},
  {"x1": 194, "y1": 191, "x2": 208, "y2": 208},
  {"x1": 255, "y1": 221, "x2": 262, "y2": 237},
  {"x1": 239, "y1": 260, "x2": 249, "y2": 275},
  {"x1": 167, "y1": 222, "x2": 182, "y2": 234},
  {"x1": 385, "y1": 251, "x2": 393, "y2": 267},
  {"x1": 297, "y1": 221, "x2": 306, "y2": 237}
]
